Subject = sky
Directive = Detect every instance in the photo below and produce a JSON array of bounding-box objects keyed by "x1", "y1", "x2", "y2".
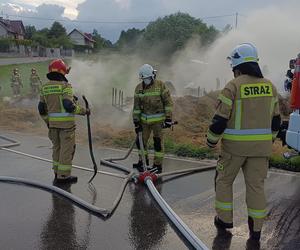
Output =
[{"x1": 0, "y1": 0, "x2": 298, "y2": 41}]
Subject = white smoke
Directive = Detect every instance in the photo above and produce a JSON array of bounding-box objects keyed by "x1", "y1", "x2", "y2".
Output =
[
  {"x1": 169, "y1": 4, "x2": 300, "y2": 94},
  {"x1": 67, "y1": 3, "x2": 300, "y2": 127}
]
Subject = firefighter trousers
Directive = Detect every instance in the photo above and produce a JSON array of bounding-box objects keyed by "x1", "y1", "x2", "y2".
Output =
[
  {"x1": 136, "y1": 123, "x2": 164, "y2": 166},
  {"x1": 48, "y1": 127, "x2": 76, "y2": 178},
  {"x1": 12, "y1": 84, "x2": 21, "y2": 96},
  {"x1": 215, "y1": 150, "x2": 268, "y2": 232},
  {"x1": 31, "y1": 85, "x2": 40, "y2": 95}
]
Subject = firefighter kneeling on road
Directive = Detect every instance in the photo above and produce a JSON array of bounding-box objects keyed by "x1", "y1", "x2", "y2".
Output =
[
  {"x1": 38, "y1": 59, "x2": 90, "y2": 184},
  {"x1": 132, "y1": 64, "x2": 173, "y2": 174},
  {"x1": 206, "y1": 43, "x2": 281, "y2": 241}
]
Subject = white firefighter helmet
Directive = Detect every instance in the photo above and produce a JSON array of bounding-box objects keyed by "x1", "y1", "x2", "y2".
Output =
[
  {"x1": 139, "y1": 64, "x2": 155, "y2": 79},
  {"x1": 227, "y1": 43, "x2": 259, "y2": 68}
]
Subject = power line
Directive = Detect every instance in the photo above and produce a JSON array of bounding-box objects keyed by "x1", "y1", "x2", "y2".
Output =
[
  {"x1": 202, "y1": 14, "x2": 236, "y2": 20},
  {"x1": 4, "y1": 14, "x2": 150, "y2": 24},
  {"x1": 3, "y1": 12, "x2": 237, "y2": 25}
]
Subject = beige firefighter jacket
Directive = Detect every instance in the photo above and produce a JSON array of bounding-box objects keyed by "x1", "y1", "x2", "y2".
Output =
[
  {"x1": 30, "y1": 74, "x2": 42, "y2": 86},
  {"x1": 133, "y1": 79, "x2": 173, "y2": 124},
  {"x1": 208, "y1": 75, "x2": 280, "y2": 156},
  {"x1": 11, "y1": 73, "x2": 22, "y2": 87},
  {"x1": 40, "y1": 80, "x2": 86, "y2": 129}
]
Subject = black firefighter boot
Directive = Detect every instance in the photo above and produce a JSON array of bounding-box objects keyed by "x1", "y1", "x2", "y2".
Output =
[
  {"x1": 55, "y1": 175, "x2": 78, "y2": 184},
  {"x1": 214, "y1": 216, "x2": 233, "y2": 230},
  {"x1": 133, "y1": 158, "x2": 149, "y2": 172},
  {"x1": 248, "y1": 217, "x2": 261, "y2": 241}
]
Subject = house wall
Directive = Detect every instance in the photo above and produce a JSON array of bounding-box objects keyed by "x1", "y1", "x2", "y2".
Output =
[
  {"x1": 69, "y1": 30, "x2": 86, "y2": 46},
  {"x1": 0, "y1": 25, "x2": 8, "y2": 38},
  {"x1": 86, "y1": 40, "x2": 94, "y2": 48}
]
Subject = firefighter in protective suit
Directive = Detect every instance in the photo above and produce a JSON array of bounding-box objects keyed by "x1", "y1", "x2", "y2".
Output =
[
  {"x1": 11, "y1": 68, "x2": 23, "y2": 97},
  {"x1": 206, "y1": 43, "x2": 281, "y2": 241},
  {"x1": 38, "y1": 59, "x2": 89, "y2": 184},
  {"x1": 30, "y1": 68, "x2": 42, "y2": 95},
  {"x1": 132, "y1": 64, "x2": 173, "y2": 173}
]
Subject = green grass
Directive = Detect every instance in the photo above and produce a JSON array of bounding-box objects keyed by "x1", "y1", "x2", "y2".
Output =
[
  {"x1": 0, "y1": 61, "x2": 50, "y2": 97},
  {"x1": 112, "y1": 134, "x2": 217, "y2": 159}
]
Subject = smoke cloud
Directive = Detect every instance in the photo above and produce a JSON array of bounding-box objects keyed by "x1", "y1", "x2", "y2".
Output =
[
  {"x1": 68, "y1": 3, "x2": 299, "y2": 127},
  {"x1": 169, "y1": 4, "x2": 300, "y2": 94}
]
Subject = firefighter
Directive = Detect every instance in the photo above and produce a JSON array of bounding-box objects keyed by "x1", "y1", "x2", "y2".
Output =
[
  {"x1": 284, "y1": 59, "x2": 296, "y2": 92},
  {"x1": 11, "y1": 68, "x2": 23, "y2": 97},
  {"x1": 132, "y1": 64, "x2": 173, "y2": 174},
  {"x1": 38, "y1": 59, "x2": 89, "y2": 184},
  {"x1": 206, "y1": 43, "x2": 281, "y2": 241},
  {"x1": 30, "y1": 68, "x2": 42, "y2": 95}
]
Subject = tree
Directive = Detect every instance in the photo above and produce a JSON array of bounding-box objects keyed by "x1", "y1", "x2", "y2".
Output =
[
  {"x1": 24, "y1": 25, "x2": 36, "y2": 40},
  {"x1": 48, "y1": 21, "x2": 67, "y2": 39},
  {"x1": 92, "y1": 29, "x2": 113, "y2": 51},
  {"x1": 141, "y1": 12, "x2": 219, "y2": 56},
  {"x1": 116, "y1": 28, "x2": 144, "y2": 49}
]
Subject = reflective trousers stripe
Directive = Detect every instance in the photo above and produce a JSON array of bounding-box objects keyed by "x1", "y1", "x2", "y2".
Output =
[
  {"x1": 248, "y1": 208, "x2": 267, "y2": 219},
  {"x1": 154, "y1": 152, "x2": 164, "y2": 159},
  {"x1": 207, "y1": 130, "x2": 221, "y2": 143},
  {"x1": 215, "y1": 200, "x2": 233, "y2": 211},
  {"x1": 58, "y1": 164, "x2": 72, "y2": 172},
  {"x1": 138, "y1": 150, "x2": 148, "y2": 156}
]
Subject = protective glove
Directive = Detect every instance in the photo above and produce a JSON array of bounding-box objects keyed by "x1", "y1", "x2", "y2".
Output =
[
  {"x1": 73, "y1": 95, "x2": 79, "y2": 102},
  {"x1": 134, "y1": 121, "x2": 142, "y2": 133},
  {"x1": 163, "y1": 118, "x2": 172, "y2": 128},
  {"x1": 85, "y1": 108, "x2": 91, "y2": 116}
]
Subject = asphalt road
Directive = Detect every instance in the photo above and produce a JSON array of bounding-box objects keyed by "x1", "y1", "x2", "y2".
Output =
[{"x1": 0, "y1": 131, "x2": 299, "y2": 250}]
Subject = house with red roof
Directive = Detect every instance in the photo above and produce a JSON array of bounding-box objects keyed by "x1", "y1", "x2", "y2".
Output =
[
  {"x1": 68, "y1": 28, "x2": 96, "y2": 49},
  {"x1": 0, "y1": 17, "x2": 25, "y2": 40}
]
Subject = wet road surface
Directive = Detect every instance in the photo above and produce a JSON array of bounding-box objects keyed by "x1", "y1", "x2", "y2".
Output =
[{"x1": 0, "y1": 131, "x2": 299, "y2": 250}]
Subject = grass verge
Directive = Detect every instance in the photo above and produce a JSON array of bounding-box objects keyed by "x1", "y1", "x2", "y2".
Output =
[
  {"x1": 0, "y1": 61, "x2": 50, "y2": 97},
  {"x1": 112, "y1": 134, "x2": 217, "y2": 159}
]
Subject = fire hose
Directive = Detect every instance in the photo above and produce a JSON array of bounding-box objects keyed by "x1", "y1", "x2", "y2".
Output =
[
  {"x1": 101, "y1": 125, "x2": 214, "y2": 250},
  {"x1": 0, "y1": 134, "x2": 131, "y2": 218},
  {"x1": 82, "y1": 95, "x2": 98, "y2": 183}
]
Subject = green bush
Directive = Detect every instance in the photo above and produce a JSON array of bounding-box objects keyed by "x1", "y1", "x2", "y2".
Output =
[
  {"x1": 270, "y1": 155, "x2": 300, "y2": 172},
  {"x1": 172, "y1": 143, "x2": 216, "y2": 159}
]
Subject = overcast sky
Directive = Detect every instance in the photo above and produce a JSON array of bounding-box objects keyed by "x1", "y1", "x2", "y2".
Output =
[{"x1": 0, "y1": 0, "x2": 297, "y2": 42}]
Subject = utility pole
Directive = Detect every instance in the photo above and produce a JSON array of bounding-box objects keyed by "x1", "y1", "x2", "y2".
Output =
[{"x1": 235, "y1": 12, "x2": 238, "y2": 29}]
